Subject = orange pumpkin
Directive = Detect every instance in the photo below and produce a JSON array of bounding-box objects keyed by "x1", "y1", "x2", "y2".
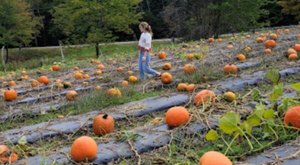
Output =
[
  {"x1": 217, "y1": 38, "x2": 222, "y2": 42},
  {"x1": 95, "y1": 70, "x2": 102, "y2": 76},
  {"x1": 52, "y1": 65, "x2": 60, "y2": 71},
  {"x1": 294, "y1": 44, "x2": 300, "y2": 52},
  {"x1": 97, "y1": 64, "x2": 105, "y2": 70},
  {"x1": 0, "y1": 145, "x2": 18, "y2": 164},
  {"x1": 21, "y1": 75, "x2": 29, "y2": 80},
  {"x1": 237, "y1": 54, "x2": 246, "y2": 61},
  {"x1": 186, "y1": 54, "x2": 194, "y2": 60},
  {"x1": 128, "y1": 76, "x2": 138, "y2": 83},
  {"x1": 288, "y1": 54, "x2": 298, "y2": 61},
  {"x1": 4, "y1": 88, "x2": 17, "y2": 101},
  {"x1": 37, "y1": 76, "x2": 49, "y2": 85},
  {"x1": 208, "y1": 38, "x2": 214, "y2": 43},
  {"x1": 8, "y1": 81, "x2": 16, "y2": 87},
  {"x1": 95, "y1": 85, "x2": 101, "y2": 90},
  {"x1": 264, "y1": 40, "x2": 276, "y2": 48},
  {"x1": 93, "y1": 114, "x2": 115, "y2": 136},
  {"x1": 158, "y1": 51, "x2": 167, "y2": 59},
  {"x1": 107, "y1": 88, "x2": 122, "y2": 97},
  {"x1": 122, "y1": 80, "x2": 129, "y2": 86},
  {"x1": 226, "y1": 44, "x2": 234, "y2": 49},
  {"x1": 165, "y1": 106, "x2": 190, "y2": 127},
  {"x1": 83, "y1": 74, "x2": 90, "y2": 79},
  {"x1": 288, "y1": 48, "x2": 297, "y2": 55},
  {"x1": 194, "y1": 90, "x2": 216, "y2": 106},
  {"x1": 256, "y1": 37, "x2": 264, "y2": 43},
  {"x1": 74, "y1": 67, "x2": 80, "y2": 71},
  {"x1": 31, "y1": 80, "x2": 39, "y2": 88},
  {"x1": 183, "y1": 64, "x2": 196, "y2": 74},
  {"x1": 284, "y1": 106, "x2": 300, "y2": 128},
  {"x1": 177, "y1": 83, "x2": 188, "y2": 91},
  {"x1": 70, "y1": 136, "x2": 98, "y2": 162},
  {"x1": 162, "y1": 63, "x2": 172, "y2": 70},
  {"x1": 160, "y1": 72, "x2": 173, "y2": 84},
  {"x1": 66, "y1": 90, "x2": 78, "y2": 101},
  {"x1": 116, "y1": 67, "x2": 124, "y2": 73},
  {"x1": 223, "y1": 64, "x2": 238, "y2": 75},
  {"x1": 199, "y1": 151, "x2": 232, "y2": 165},
  {"x1": 264, "y1": 48, "x2": 272, "y2": 54},
  {"x1": 74, "y1": 72, "x2": 84, "y2": 80},
  {"x1": 186, "y1": 84, "x2": 196, "y2": 92},
  {"x1": 270, "y1": 33, "x2": 278, "y2": 40}
]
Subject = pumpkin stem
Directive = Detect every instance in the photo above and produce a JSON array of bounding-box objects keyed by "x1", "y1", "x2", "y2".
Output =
[{"x1": 103, "y1": 114, "x2": 108, "y2": 119}]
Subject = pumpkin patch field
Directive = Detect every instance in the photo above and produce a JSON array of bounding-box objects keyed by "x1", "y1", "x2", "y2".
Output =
[{"x1": 1, "y1": 25, "x2": 300, "y2": 165}]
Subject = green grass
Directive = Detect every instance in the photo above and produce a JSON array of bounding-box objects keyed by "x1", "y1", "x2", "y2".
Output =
[
  {"x1": 0, "y1": 41, "x2": 176, "y2": 74},
  {"x1": 0, "y1": 86, "x2": 164, "y2": 132}
]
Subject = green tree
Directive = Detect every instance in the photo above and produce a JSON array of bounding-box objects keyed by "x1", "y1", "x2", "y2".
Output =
[
  {"x1": 277, "y1": 0, "x2": 300, "y2": 20},
  {"x1": 0, "y1": 0, "x2": 41, "y2": 63},
  {"x1": 52, "y1": 0, "x2": 142, "y2": 57}
]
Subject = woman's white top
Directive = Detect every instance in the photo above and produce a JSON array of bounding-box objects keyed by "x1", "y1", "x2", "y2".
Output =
[{"x1": 138, "y1": 32, "x2": 152, "y2": 51}]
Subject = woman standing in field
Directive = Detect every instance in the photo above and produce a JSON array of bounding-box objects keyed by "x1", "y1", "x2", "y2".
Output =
[{"x1": 138, "y1": 22, "x2": 161, "y2": 80}]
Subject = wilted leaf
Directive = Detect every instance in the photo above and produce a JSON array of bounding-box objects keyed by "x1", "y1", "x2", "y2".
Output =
[{"x1": 205, "y1": 130, "x2": 219, "y2": 141}]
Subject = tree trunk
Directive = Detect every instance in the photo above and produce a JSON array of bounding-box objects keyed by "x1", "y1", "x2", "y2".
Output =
[
  {"x1": 96, "y1": 43, "x2": 100, "y2": 58},
  {"x1": 5, "y1": 45, "x2": 8, "y2": 64}
]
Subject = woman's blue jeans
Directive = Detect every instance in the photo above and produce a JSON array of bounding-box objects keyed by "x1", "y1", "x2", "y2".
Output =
[{"x1": 138, "y1": 51, "x2": 157, "y2": 80}]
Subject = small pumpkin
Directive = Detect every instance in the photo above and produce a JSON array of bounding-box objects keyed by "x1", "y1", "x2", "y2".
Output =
[
  {"x1": 217, "y1": 38, "x2": 222, "y2": 42},
  {"x1": 284, "y1": 29, "x2": 289, "y2": 33},
  {"x1": 0, "y1": 145, "x2": 18, "y2": 164},
  {"x1": 208, "y1": 38, "x2": 214, "y2": 43},
  {"x1": 106, "y1": 88, "x2": 122, "y2": 97},
  {"x1": 270, "y1": 33, "x2": 278, "y2": 40},
  {"x1": 74, "y1": 67, "x2": 80, "y2": 71},
  {"x1": 82, "y1": 81, "x2": 89, "y2": 86},
  {"x1": 95, "y1": 70, "x2": 102, "y2": 76},
  {"x1": 93, "y1": 114, "x2": 115, "y2": 136},
  {"x1": 31, "y1": 80, "x2": 39, "y2": 88},
  {"x1": 21, "y1": 70, "x2": 27, "y2": 75},
  {"x1": 158, "y1": 51, "x2": 167, "y2": 59},
  {"x1": 116, "y1": 67, "x2": 124, "y2": 73},
  {"x1": 223, "y1": 64, "x2": 238, "y2": 75},
  {"x1": 199, "y1": 151, "x2": 232, "y2": 165},
  {"x1": 63, "y1": 82, "x2": 72, "y2": 89},
  {"x1": 256, "y1": 37, "x2": 264, "y2": 43},
  {"x1": 128, "y1": 76, "x2": 138, "y2": 83},
  {"x1": 37, "y1": 76, "x2": 49, "y2": 85},
  {"x1": 128, "y1": 71, "x2": 134, "y2": 76},
  {"x1": 52, "y1": 65, "x2": 60, "y2": 71},
  {"x1": 244, "y1": 46, "x2": 252, "y2": 52},
  {"x1": 183, "y1": 64, "x2": 196, "y2": 74},
  {"x1": 264, "y1": 40, "x2": 276, "y2": 48},
  {"x1": 21, "y1": 75, "x2": 29, "y2": 80},
  {"x1": 95, "y1": 85, "x2": 101, "y2": 90},
  {"x1": 122, "y1": 80, "x2": 129, "y2": 86},
  {"x1": 186, "y1": 84, "x2": 196, "y2": 92},
  {"x1": 83, "y1": 74, "x2": 90, "y2": 79},
  {"x1": 226, "y1": 44, "x2": 234, "y2": 49},
  {"x1": 160, "y1": 72, "x2": 173, "y2": 84},
  {"x1": 186, "y1": 54, "x2": 194, "y2": 60},
  {"x1": 288, "y1": 48, "x2": 297, "y2": 55},
  {"x1": 74, "y1": 72, "x2": 84, "y2": 80},
  {"x1": 246, "y1": 35, "x2": 251, "y2": 38},
  {"x1": 177, "y1": 83, "x2": 188, "y2": 91},
  {"x1": 66, "y1": 90, "x2": 78, "y2": 101},
  {"x1": 224, "y1": 91, "x2": 236, "y2": 102},
  {"x1": 294, "y1": 44, "x2": 300, "y2": 52},
  {"x1": 288, "y1": 54, "x2": 298, "y2": 61},
  {"x1": 97, "y1": 64, "x2": 105, "y2": 70},
  {"x1": 165, "y1": 106, "x2": 190, "y2": 127},
  {"x1": 8, "y1": 80, "x2": 16, "y2": 87},
  {"x1": 194, "y1": 90, "x2": 216, "y2": 106},
  {"x1": 237, "y1": 54, "x2": 246, "y2": 61},
  {"x1": 162, "y1": 63, "x2": 172, "y2": 70},
  {"x1": 4, "y1": 88, "x2": 17, "y2": 101},
  {"x1": 284, "y1": 106, "x2": 300, "y2": 128},
  {"x1": 264, "y1": 48, "x2": 272, "y2": 54},
  {"x1": 70, "y1": 136, "x2": 98, "y2": 162}
]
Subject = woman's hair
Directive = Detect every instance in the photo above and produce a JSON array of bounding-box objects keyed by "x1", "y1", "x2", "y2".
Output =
[{"x1": 139, "y1": 22, "x2": 153, "y2": 36}]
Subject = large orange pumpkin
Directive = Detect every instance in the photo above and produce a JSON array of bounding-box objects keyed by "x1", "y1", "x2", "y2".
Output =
[
  {"x1": 52, "y1": 65, "x2": 60, "y2": 71},
  {"x1": 194, "y1": 90, "x2": 216, "y2": 106},
  {"x1": 199, "y1": 151, "x2": 232, "y2": 165},
  {"x1": 4, "y1": 88, "x2": 17, "y2": 101},
  {"x1": 161, "y1": 72, "x2": 173, "y2": 84},
  {"x1": 294, "y1": 44, "x2": 300, "y2": 52},
  {"x1": 162, "y1": 63, "x2": 172, "y2": 70},
  {"x1": 158, "y1": 51, "x2": 167, "y2": 59},
  {"x1": 0, "y1": 145, "x2": 18, "y2": 164},
  {"x1": 284, "y1": 106, "x2": 300, "y2": 128},
  {"x1": 264, "y1": 40, "x2": 276, "y2": 48},
  {"x1": 37, "y1": 76, "x2": 49, "y2": 85},
  {"x1": 165, "y1": 106, "x2": 190, "y2": 127},
  {"x1": 70, "y1": 136, "x2": 98, "y2": 162},
  {"x1": 223, "y1": 64, "x2": 238, "y2": 75},
  {"x1": 93, "y1": 114, "x2": 115, "y2": 136},
  {"x1": 183, "y1": 64, "x2": 196, "y2": 74}
]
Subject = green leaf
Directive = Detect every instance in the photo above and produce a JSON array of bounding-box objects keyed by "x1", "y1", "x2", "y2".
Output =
[
  {"x1": 269, "y1": 83, "x2": 284, "y2": 101},
  {"x1": 252, "y1": 89, "x2": 262, "y2": 101},
  {"x1": 18, "y1": 136, "x2": 27, "y2": 145},
  {"x1": 291, "y1": 83, "x2": 300, "y2": 92},
  {"x1": 241, "y1": 121, "x2": 252, "y2": 134},
  {"x1": 265, "y1": 69, "x2": 280, "y2": 85},
  {"x1": 263, "y1": 109, "x2": 275, "y2": 120},
  {"x1": 205, "y1": 130, "x2": 219, "y2": 141},
  {"x1": 219, "y1": 112, "x2": 240, "y2": 135},
  {"x1": 246, "y1": 114, "x2": 261, "y2": 127}
]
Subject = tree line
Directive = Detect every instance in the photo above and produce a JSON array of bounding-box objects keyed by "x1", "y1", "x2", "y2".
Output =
[{"x1": 0, "y1": 0, "x2": 299, "y2": 60}]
